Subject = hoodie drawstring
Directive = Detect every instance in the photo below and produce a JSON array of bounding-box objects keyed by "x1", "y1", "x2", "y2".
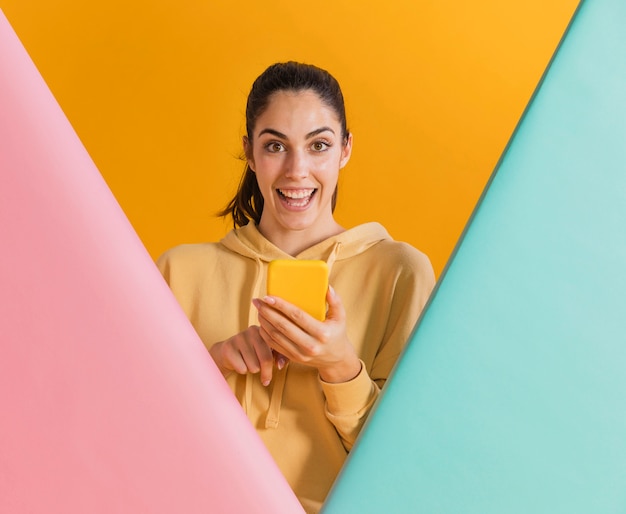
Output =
[
  {"x1": 325, "y1": 241, "x2": 341, "y2": 274},
  {"x1": 243, "y1": 257, "x2": 263, "y2": 416},
  {"x1": 264, "y1": 362, "x2": 288, "y2": 428}
]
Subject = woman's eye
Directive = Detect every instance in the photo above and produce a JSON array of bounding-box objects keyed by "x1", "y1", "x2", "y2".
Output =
[
  {"x1": 311, "y1": 141, "x2": 330, "y2": 152},
  {"x1": 266, "y1": 142, "x2": 285, "y2": 153}
]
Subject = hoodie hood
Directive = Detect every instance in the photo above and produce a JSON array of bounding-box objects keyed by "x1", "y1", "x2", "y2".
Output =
[
  {"x1": 218, "y1": 222, "x2": 392, "y2": 429},
  {"x1": 220, "y1": 221, "x2": 392, "y2": 263}
]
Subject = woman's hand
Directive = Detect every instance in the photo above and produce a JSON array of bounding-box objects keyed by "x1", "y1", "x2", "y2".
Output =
[
  {"x1": 209, "y1": 326, "x2": 286, "y2": 386},
  {"x1": 253, "y1": 286, "x2": 362, "y2": 383}
]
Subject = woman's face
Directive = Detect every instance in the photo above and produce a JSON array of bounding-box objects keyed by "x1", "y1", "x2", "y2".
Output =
[{"x1": 245, "y1": 89, "x2": 352, "y2": 250}]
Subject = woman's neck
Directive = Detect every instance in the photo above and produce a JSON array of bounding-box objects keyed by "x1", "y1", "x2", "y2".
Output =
[{"x1": 257, "y1": 220, "x2": 345, "y2": 256}]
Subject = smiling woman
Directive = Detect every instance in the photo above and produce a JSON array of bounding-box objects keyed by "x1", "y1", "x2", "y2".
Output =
[
  {"x1": 156, "y1": 61, "x2": 436, "y2": 513},
  {"x1": 245, "y1": 89, "x2": 352, "y2": 256}
]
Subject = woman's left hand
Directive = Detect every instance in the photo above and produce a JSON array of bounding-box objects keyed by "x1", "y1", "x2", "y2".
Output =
[{"x1": 252, "y1": 286, "x2": 362, "y2": 383}]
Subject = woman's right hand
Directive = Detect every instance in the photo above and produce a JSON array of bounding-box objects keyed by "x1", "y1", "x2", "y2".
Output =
[{"x1": 209, "y1": 326, "x2": 285, "y2": 386}]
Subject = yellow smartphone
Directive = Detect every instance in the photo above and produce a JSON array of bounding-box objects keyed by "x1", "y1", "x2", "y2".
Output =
[{"x1": 267, "y1": 260, "x2": 329, "y2": 321}]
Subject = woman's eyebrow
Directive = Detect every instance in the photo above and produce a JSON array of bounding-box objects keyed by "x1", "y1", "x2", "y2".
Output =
[
  {"x1": 257, "y1": 127, "x2": 335, "y2": 139},
  {"x1": 306, "y1": 126, "x2": 335, "y2": 138},
  {"x1": 258, "y1": 128, "x2": 287, "y2": 139}
]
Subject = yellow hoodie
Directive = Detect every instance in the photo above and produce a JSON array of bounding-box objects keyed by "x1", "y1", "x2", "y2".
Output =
[{"x1": 157, "y1": 222, "x2": 435, "y2": 513}]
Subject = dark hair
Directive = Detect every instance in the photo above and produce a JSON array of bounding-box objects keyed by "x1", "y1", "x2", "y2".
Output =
[{"x1": 219, "y1": 61, "x2": 349, "y2": 228}]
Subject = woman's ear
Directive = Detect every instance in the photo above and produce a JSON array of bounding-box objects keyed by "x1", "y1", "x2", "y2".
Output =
[
  {"x1": 339, "y1": 133, "x2": 353, "y2": 170},
  {"x1": 243, "y1": 136, "x2": 255, "y2": 172}
]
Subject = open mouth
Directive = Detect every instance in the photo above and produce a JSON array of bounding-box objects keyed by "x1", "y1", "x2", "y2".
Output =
[{"x1": 277, "y1": 188, "x2": 317, "y2": 208}]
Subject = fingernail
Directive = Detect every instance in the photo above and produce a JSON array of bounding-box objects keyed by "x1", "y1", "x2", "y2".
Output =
[
  {"x1": 262, "y1": 295, "x2": 276, "y2": 305},
  {"x1": 262, "y1": 378, "x2": 270, "y2": 386},
  {"x1": 277, "y1": 356, "x2": 287, "y2": 370},
  {"x1": 252, "y1": 298, "x2": 260, "y2": 308},
  {"x1": 329, "y1": 285, "x2": 336, "y2": 297}
]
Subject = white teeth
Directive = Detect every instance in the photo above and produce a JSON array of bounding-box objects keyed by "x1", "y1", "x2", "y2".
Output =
[
  {"x1": 277, "y1": 188, "x2": 315, "y2": 207},
  {"x1": 278, "y1": 189, "x2": 314, "y2": 199}
]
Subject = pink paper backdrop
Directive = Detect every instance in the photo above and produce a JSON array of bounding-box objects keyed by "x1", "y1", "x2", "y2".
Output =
[{"x1": 0, "y1": 9, "x2": 303, "y2": 513}]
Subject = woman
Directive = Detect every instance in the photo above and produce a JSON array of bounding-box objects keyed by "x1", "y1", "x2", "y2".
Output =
[{"x1": 157, "y1": 61, "x2": 435, "y2": 513}]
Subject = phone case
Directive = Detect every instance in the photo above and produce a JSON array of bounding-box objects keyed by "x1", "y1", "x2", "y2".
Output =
[{"x1": 267, "y1": 260, "x2": 329, "y2": 321}]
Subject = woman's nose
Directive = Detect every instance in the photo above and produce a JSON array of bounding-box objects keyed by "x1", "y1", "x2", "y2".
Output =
[{"x1": 284, "y1": 150, "x2": 309, "y2": 179}]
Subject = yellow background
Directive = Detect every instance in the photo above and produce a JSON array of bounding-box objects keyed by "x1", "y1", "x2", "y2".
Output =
[{"x1": 1, "y1": 1, "x2": 579, "y2": 276}]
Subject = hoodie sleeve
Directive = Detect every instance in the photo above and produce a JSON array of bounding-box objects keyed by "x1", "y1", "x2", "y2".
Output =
[
  {"x1": 319, "y1": 245, "x2": 436, "y2": 451},
  {"x1": 319, "y1": 362, "x2": 379, "y2": 451}
]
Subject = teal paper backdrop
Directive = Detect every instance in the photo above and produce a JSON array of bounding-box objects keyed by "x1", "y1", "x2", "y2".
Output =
[{"x1": 324, "y1": 0, "x2": 626, "y2": 512}]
